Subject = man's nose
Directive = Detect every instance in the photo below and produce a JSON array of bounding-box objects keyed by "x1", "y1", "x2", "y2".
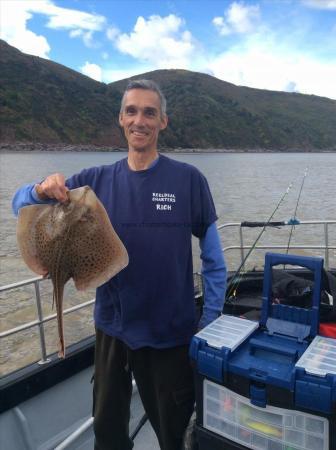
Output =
[{"x1": 133, "y1": 112, "x2": 145, "y2": 126}]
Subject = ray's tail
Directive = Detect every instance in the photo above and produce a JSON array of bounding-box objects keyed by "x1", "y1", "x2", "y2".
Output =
[{"x1": 52, "y1": 277, "x2": 66, "y2": 358}]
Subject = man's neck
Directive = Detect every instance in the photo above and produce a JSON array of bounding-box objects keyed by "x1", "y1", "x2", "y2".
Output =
[{"x1": 127, "y1": 149, "x2": 159, "y2": 171}]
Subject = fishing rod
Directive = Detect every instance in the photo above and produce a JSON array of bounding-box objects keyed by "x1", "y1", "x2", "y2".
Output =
[
  {"x1": 286, "y1": 167, "x2": 308, "y2": 255},
  {"x1": 226, "y1": 181, "x2": 293, "y2": 301}
]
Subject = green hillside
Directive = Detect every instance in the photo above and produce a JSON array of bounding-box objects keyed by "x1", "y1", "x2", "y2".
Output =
[
  {"x1": 1, "y1": 40, "x2": 335, "y2": 151},
  {"x1": 0, "y1": 40, "x2": 123, "y2": 146}
]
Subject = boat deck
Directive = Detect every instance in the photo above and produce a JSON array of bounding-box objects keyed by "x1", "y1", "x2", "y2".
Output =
[{"x1": 1, "y1": 364, "x2": 160, "y2": 450}]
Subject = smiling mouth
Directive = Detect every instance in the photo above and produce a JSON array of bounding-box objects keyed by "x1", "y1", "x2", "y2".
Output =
[{"x1": 131, "y1": 130, "x2": 148, "y2": 137}]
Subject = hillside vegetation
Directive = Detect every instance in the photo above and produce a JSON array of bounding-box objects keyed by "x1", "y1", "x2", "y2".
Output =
[{"x1": 1, "y1": 40, "x2": 335, "y2": 151}]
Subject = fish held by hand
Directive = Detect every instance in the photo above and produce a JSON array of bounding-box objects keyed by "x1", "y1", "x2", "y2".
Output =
[{"x1": 16, "y1": 186, "x2": 128, "y2": 358}]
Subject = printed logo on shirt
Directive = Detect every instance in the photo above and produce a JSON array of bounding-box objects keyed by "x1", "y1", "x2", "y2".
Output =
[{"x1": 152, "y1": 192, "x2": 175, "y2": 211}]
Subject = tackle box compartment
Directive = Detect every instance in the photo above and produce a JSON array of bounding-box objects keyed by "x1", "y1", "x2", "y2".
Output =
[{"x1": 200, "y1": 379, "x2": 329, "y2": 450}]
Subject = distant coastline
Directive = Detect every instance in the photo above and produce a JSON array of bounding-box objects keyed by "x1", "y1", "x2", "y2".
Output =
[{"x1": 1, "y1": 143, "x2": 335, "y2": 153}]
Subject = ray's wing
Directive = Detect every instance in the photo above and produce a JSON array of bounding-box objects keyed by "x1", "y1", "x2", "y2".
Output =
[
  {"x1": 69, "y1": 188, "x2": 129, "y2": 291},
  {"x1": 17, "y1": 204, "x2": 52, "y2": 275}
]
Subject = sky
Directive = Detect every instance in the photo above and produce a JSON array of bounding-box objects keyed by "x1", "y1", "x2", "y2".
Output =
[{"x1": 1, "y1": 0, "x2": 336, "y2": 99}]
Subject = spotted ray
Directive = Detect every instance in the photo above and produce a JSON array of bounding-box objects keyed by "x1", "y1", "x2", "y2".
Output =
[{"x1": 16, "y1": 186, "x2": 129, "y2": 358}]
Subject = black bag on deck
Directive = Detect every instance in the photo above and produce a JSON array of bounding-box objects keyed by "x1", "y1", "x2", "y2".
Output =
[{"x1": 272, "y1": 269, "x2": 336, "y2": 322}]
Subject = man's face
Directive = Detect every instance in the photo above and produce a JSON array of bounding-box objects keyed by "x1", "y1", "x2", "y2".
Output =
[{"x1": 119, "y1": 89, "x2": 168, "y2": 153}]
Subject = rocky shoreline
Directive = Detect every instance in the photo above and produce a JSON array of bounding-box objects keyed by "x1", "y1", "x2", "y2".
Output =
[
  {"x1": 1, "y1": 142, "x2": 334, "y2": 153},
  {"x1": 0, "y1": 142, "x2": 124, "y2": 152}
]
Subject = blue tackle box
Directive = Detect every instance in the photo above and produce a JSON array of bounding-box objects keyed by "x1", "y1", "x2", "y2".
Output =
[{"x1": 190, "y1": 253, "x2": 336, "y2": 450}]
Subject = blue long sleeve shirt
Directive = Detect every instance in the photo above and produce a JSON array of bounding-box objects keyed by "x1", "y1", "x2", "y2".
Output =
[{"x1": 199, "y1": 222, "x2": 227, "y2": 328}]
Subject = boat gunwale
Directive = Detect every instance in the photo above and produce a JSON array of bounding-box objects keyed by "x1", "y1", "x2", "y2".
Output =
[{"x1": 0, "y1": 335, "x2": 95, "y2": 414}]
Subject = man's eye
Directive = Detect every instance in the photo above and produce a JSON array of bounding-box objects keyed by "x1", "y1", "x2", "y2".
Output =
[
  {"x1": 126, "y1": 108, "x2": 136, "y2": 115},
  {"x1": 145, "y1": 109, "x2": 156, "y2": 116}
]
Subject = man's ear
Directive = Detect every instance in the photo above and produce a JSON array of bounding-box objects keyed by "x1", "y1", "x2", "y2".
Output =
[
  {"x1": 119, "y1": 113, "x2": 124, "y2": 127},
  {"x1": 160, "y1": 115, "x2": 168, "y2": 130}
]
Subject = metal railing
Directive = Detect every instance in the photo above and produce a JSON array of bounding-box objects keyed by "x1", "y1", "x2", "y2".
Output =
[
  {"x1": 0, "y1": 276, "x2": 95, "y2": 365},
  {"x1": 1, "y1": 219, "x2": 335, "y2": 366},
  {"x1": 219, "y1": 219, "x2": 336, "y2": 271}
]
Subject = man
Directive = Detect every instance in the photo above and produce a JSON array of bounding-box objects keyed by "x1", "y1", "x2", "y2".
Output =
[{"x1": 12, "y1": 80, "x2": 227, "y2": 450}]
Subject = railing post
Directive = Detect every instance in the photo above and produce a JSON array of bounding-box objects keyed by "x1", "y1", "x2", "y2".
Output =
[
  {"x1": 34, "y1": 280, "x2": 51, "y2": 364},
  {"x1": 324, "y1": 223, "x2": 329, "y2": 270},
  {"x1": 239, "y1": 226, "x2": 245, "y2": 270}
]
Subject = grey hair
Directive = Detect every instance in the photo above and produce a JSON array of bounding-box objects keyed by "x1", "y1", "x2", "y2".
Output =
[{"x1": 120, "y1": 79, "x2": 167, "y2": 117}]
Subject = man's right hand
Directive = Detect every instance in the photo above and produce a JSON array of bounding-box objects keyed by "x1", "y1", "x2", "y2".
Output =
[{"x1": 35, "y1": 173, "x2": 69, "y2": 203}]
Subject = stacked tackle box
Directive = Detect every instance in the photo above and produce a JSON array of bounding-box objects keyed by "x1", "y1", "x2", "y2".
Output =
[{"x1": 190, "y1": 253, "x2": 336, "y2": 450}]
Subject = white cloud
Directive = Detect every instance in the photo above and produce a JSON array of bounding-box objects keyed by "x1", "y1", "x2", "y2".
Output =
[
  {"x1": 68, "y1": 29, "x2": 96, "y2": 48},
  {"x1": 69, "y1": 29, "x2": 83, "y2": 38},
  {"x1": 206, "y1": 43, "x2": 336, "y2": 100},
  {"x1": 42, "y1": 3, "x2": 105, "y2": 31},
  {"x1": 302, "y1": 0, "x2": 336, "y2": 9},
  {"x1": 212, "y1": 17, "x2": 231, "y2": 36},
  {"x1": 106, "y1": 26, "x2": 120, "y2": 41},
  {"x1": 17, "y1": 0, "x2": 106, "y2": 31},
  {"x1": 213, "y1": 1, "x2": 261, "y2": 36},
  {"x1": 82, "y1": 31, "x2": 95, "y2": 48},
  {"x1": 286, "y1": 81, "x2": 299, "y2": 93},
  {"x1": 81, "y1": 62, "x2": 102, "y2": 82},
  {"x1": 111, "y1": 14, "x2": 195, "y2": 68},
  {"x1": 0, "y1": 0, "x2": 106, "y2": 57},
  {"x1": 0, "y1": 2, "x2": 50, "y2": 57}
]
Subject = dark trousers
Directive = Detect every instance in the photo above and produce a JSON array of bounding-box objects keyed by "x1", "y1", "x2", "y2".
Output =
[{"x1": 93, "y1": 329, "x2": 195, "y2": 450}]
